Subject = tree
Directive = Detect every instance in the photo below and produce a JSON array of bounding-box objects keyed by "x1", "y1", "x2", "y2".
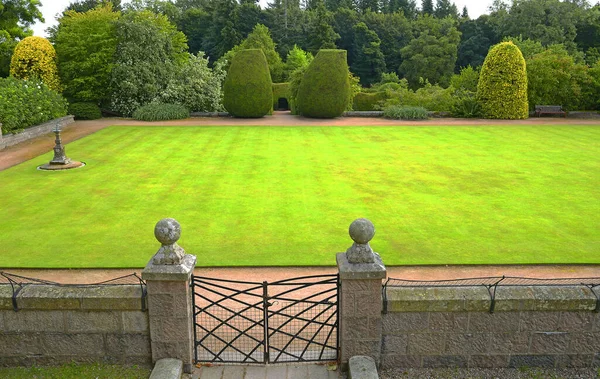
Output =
[
  {"x1": 263, "y1": 0, "x2": 305, "y2": 57},
  {"x1": 526, "y1": 45, "x2": 592, "y2": 111},
  {"x1": 433, "y1": 0, "x2": 457, "y2": 18},
  {"x1": 110, "y1": 10, "x2": 188, "y2": 116},
  {"x1": 363, "y1": 11, "x2": 413, "y2": 74},
  {"x1": 10, "y1": 36, "x2": 61, "y2": 92},
  {"x1": 177, "y1": 7, "x2": 211, "y2": 55},
  {"x1": 477, "y1": 41, "x2": 528, "y2": 119},
  {"x1": 0, "y1": 0, "x2": 44, "y2": 77},
  {"x1": 284, "y1": 44, "x2": 313, "y2": 79},
  {"x1": 203, "y1": 0, "x2": 240, "y2": 62},
  {"x1": 54, "y1": 5, "x2": 119, "y2": 104},
  {"x1": 305, "y1": 0, "x2": 340, "y2": 54},
  {"x1": 421, "y1": 0, "x2": 434, "y2": 15},
  {"x1": 220, "y1": 24, "x2": 285, "y2": 82},
  {"x1": 350, "y1": 22, "x2": 386, "y2": 85},
  {"x1": 456, "y1": 15, "x2": 499, "y2": 70},
  {"x1": 500, "y1": 0, "x2": 584, "y2": 48},
  {"x1": 65, "y1": 0, "x2": 122, "y2": 13},
  {"x1": 384, "y1": 0, "x2": 417, "y2": 18},
  {"x1": 399, "y1": 15, "x2": 461, "y2": 88},
  {"x1": 460, "y1": 5, "x2": 468, "y2": 19},
  {"x1": 332, "y1": 7, "x2": 359, "y2": 66}
]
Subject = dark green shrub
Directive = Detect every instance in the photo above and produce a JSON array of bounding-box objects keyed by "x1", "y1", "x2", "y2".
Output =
[
  {"x1": 223, "y1": 49, "x2": 273, "y2": 118},
  {"x1": 68, "y1": 102, "x2": 102, "y2": 120},
  {"x1": 288, "y1": 66, "x2": 307, "y2": 115},
  {"x1": 0, "y1": 77, "x2": 68, "y2": 134},
  {"x1": 477, "y1": 42, "x2": 528, "y2": 119},
  {"x1": 296, "y1": 49, "x2": 350, "y2": 118},
  {"x1": 132, "y1": 103, "x2": 189, "y2": 121},
  {"x1": 272, "y1": 83, "x2": 290, "y2": 110},
  {"x1": 383, "y1": 105, "x2": 429, "y2": 120},
  {"x1": 352, "y1": 92, "x2": 388, "y2": 111},
  {"x1": 451, "y1": 90, "x2": 481, "y2": 118}
]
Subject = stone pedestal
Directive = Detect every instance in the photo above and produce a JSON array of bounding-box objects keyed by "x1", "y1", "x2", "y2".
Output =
[
  {"x1": 337, "y1": 218, "x2": 386, "y2": 370},
  {"x1": 142, "y1": 218, "x2": 196, "y2": 374}
]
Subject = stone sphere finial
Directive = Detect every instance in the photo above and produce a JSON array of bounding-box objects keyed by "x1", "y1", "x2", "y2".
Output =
[
  {"x1": 349, "y1": 218, "x2": 375, "y2": 244},
  {"x1": 153, "y1": 218, "x2": 185, "y2": 265},
  {"x1": 154, "y1": 218, "x2": 181, "y2": 245},
  {"x1": 346, "y1": 218, "x2": 376, "y2": 264}
]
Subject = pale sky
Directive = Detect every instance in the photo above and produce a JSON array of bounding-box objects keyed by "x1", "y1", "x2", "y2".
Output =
[{"x1": 32, "y1": 0, "x2": 493, "y2": 37}]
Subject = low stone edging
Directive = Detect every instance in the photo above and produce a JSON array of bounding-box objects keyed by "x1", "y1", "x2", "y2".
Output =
[{"x1": 0, "y1": 115, "x2": 74, "y2": 150}]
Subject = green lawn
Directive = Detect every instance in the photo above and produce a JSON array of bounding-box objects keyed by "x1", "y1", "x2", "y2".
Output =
[
  {"x1": 0, "y1": 363, "x2": 150, "y2": 378},
  {"x1": 0, "y1": 125, "x2": 598, "y2": 268}
]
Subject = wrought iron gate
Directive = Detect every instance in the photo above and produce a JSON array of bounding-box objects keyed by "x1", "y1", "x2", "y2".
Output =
[{"x1": 192, "y1": 274, "x2": 339, "y2": 364}]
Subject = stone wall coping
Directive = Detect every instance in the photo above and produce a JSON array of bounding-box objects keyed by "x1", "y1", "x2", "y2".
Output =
[
  {"x1": 385, "y1": 285, "x2": 599, "y2": 312},
  {"x1": 0, "y1": 284, "x2": 145, "y2": 311},
  {"x1": 337, "y1": 252, "x2": 387, "y2": 280},
  {"x1": 0, "y1": 115, "x2": 74, "y2": 150},
  {"x1": 142, "y1": 254, "x2": 197, "y2": 281}
]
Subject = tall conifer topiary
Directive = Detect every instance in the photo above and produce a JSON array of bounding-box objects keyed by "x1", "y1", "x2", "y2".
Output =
[
  {"x1": 296, "y1": 49, "x2": 350, "y2": 118},
  {"x1": 10, "y1": 36, "x2": 61, "y2": 92},
  {"x1": 477, "y1": 41, "x2": 528, "y2": 119},
  {"x1": 223, "y1": 49, "x2": 272, "y2": 118}
]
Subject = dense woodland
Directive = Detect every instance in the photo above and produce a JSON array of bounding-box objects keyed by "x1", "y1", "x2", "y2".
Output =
[{"x1": 1, "y1": 0, "x2": 600, "y2": 118}]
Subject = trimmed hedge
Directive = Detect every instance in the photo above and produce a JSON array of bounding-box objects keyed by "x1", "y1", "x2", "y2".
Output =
[
  {"x1": 272, "y1": 83, "x2": 290, "y2": 110},
  {"x1": 68, "y1": 102, "x2": 102, "y2": 120},
  {"x1": 0, "y1": 77, "x2": 68, "y2": 134},
  {"x1": 223, "y1": 49, "x2": 273, "y2": 118},
  {"x1": 352, "y1": 92, "x2": 388, "y2": 111},
  {"x1": 10, "y1": 36, "x2": 61, "y2": 92},
  {"x1": 296, "y1": 49, "x2": 350, "y2": 118},
  {"x1": 132, "y1": 103, "x2": 189, "y2": 121},
  {"x1": 477, "y1": 42, "x2": 528, "y2": 119}
]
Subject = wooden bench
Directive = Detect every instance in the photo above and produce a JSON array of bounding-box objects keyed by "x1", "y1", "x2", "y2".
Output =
[{"x1": 535, "y1": 105, "x2": 567, "y2": 117}]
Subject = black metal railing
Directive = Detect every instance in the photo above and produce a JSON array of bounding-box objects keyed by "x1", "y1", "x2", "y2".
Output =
[
  {"x1": 0, "y1": 272, "x2": 147, "y2": 312},
  {"x1": 192, "y1": 274, "x2": 338, "y2": 364},
  {"x1": 384, "y1": 276, "x2": 600, "y2": 314}
]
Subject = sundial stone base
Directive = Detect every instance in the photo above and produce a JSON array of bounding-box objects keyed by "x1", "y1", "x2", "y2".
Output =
[{"x1": 38, "y1": 161, "x2": 85, "y2": 170}]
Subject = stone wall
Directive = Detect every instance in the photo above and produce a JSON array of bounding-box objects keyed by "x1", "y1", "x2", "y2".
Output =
[
  {"x1": 0, "y1": 115, "x2": 74, "y2": 150},
  {"x1": 0, "y1": 284, "x2": 151, "y2": 367},
  {"x1": 381, "y1": 285, "x2": 600, "y2": 369}
]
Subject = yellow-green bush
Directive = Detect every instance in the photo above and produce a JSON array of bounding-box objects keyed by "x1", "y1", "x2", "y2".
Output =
[
  {"x1": 476, "y1": 42, "x2": 528, "y2": 119},
  {"x1": 10, "y1": 36, "x2": 61, "y2": 92},
  {"x1": 223, "y1": 49, "x2": 272, "y2": 118},
  {"x1": 272, "y1": 83, "x2": 290, "y2": 110},
  {"x1": 296, "y1": 50, "x2": 350, "y2": 118}
]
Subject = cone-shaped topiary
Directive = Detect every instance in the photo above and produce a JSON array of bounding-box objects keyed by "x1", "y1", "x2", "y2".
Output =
[
  {"x1": 476, "y1": 42, "x2": 528, "y2": 119},
  {"x1": 223, "y1": 49, "x2": 273, "y2": 118},
  {"x1": 296, "y1": 49, "x2": 350, "y2": 118},
  {"x1": 10, "y1": 36, "x2": 61, "y2": 92}
]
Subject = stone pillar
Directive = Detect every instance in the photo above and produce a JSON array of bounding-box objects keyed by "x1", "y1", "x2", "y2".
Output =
[
  {"x1": 142, "y1": 218, "x2": 196, "y2": 374},
  {"x1": 337, "y1": 218, "x2": 386, "y2": 370}
]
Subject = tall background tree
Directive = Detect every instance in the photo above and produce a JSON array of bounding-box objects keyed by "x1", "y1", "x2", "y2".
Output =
[{"x1": 0, "y1": 0, "x2": 44, "y2": 77}]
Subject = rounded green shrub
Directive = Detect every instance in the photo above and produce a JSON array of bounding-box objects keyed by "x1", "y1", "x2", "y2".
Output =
[
  {"x1": 296, "y1": 49, "x2": 350, "y2": 118},
  {"x1": 476, "y1": 42, "x2": 528, "y2": 119},
  {"x1": 132, "y1": 103, "x2": 189, "y2": 121},
  {"x1": 223, "y1": 49, "x2": 273, "y2": 118},
  {"x1": 68, "y1": 102, "x2": 102, "y2": 120}
]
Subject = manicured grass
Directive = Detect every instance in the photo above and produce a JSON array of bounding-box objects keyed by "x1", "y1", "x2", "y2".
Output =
[
  {"x1": 0, "y1": 363, "x2": 150, "y2": 378},
  {"x1": 0, "y1": 125, "x2": 598, "y2": 268}
]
